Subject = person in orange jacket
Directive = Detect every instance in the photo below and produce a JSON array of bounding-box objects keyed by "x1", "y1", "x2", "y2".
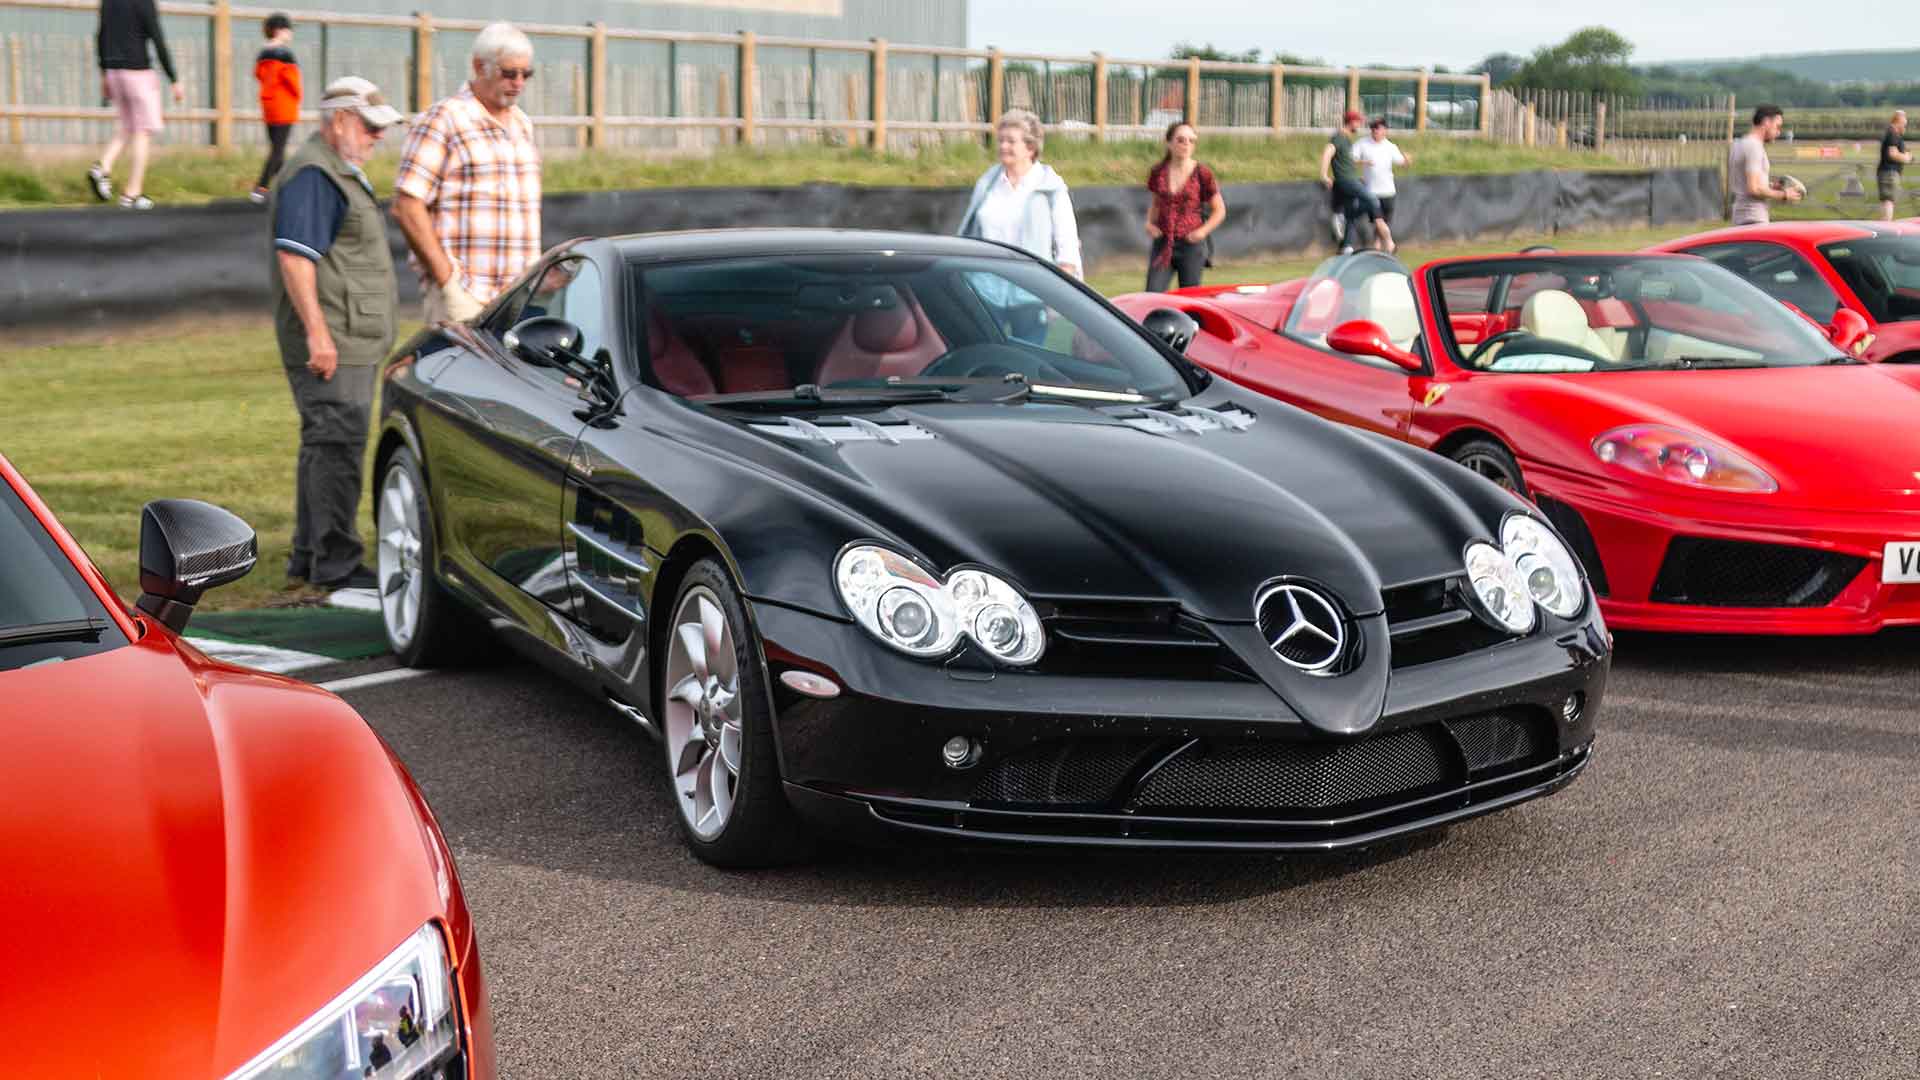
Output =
[{"x1": 251, "y1": 13, "x2": 301, "y2": 204}]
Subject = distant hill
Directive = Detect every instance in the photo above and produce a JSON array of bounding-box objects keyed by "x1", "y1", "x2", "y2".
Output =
[{"x1": 1663, "y1": 49, "x2": 1920, "y2": 85}]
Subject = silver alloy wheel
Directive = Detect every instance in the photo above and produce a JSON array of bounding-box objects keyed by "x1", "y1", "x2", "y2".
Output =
[
  {"x1": 663, "y1": 586, "x2": 743, "y2": 840},
  {"x1": 376, "y1": 464, "x2": 425, "y2": 651},
  {"x1": 1457, "y1": 448, "x2": 1521, "y2": 493}
]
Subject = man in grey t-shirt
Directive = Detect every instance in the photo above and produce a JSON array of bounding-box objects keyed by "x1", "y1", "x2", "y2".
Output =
[{"x1": 1730, "y1": 104, "x2": 1801, "y2": 225}]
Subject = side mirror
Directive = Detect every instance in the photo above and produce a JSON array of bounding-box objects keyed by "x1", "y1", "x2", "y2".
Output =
[
  {"x1": 1327, "y1": 319, "x2": 1424, "y2": 372},
  {"x1": 134, "y1": 499, "x2": 257, "y2": 633},
  {"x1": 1141, "y1": 308, "x2": 1200, "y2": 354},
  {"x1": 1828, "y1": 307, "x2": 1872, "y2": 354},
  {"x1": 504, "y1": 316, "x2": 585, "y2": 368}
]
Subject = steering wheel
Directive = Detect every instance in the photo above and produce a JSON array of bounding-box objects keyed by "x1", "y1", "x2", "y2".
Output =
[
  {"x1": 1465, "y1": 329, "x2": 1611, "y2": 370},
  {"x1": 919, "y1": 343, "x2": 1067, "y2": 383}
]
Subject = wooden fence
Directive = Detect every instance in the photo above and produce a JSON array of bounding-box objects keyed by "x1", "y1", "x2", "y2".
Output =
[
  {"x1": 0, "y1": 0, "x2": 1496, "y2": 151},
  {"x1": 1488, "y1": 87, "x2": 1738, "y2": 169}
]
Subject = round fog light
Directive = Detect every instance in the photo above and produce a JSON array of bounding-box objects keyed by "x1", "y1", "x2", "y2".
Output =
[
  {"x1": 941, "y1": 735, "x2": 982, "y2": 769},
  {"x1": 1560, "y1": 693, "x2": 1584, "y2": 725}
]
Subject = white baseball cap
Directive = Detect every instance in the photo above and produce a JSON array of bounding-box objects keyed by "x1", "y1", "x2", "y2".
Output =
[{"x1": 320, "y1": 76, "x2": 405, "y2": 128}]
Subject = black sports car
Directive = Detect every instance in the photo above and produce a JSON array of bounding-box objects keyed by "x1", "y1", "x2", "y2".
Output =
[{"x1": 373, "y1": 229, "x2": 1609, "y2": 867}]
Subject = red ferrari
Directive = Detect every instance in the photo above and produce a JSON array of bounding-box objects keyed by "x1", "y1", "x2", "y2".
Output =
[
  {"x1": 1112, "y1": 251, "x2": 1920, "y2": 635},
  {"x1": 1649, "y1": 220, "x2": 1920, "y2": 363},
  {"x1": 0, "y1": 451, "x2": 495, "y2": 1078}
]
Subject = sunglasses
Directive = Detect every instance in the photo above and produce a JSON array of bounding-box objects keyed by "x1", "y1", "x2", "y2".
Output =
[{"x1": 496, "y1": 66, "x2": 535, "y2": 81}]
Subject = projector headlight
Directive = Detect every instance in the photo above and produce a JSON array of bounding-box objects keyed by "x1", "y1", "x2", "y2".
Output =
[
  {"x1": 1502, "y1": 514, "x2": 1587, "y2": 619},
  {"x1": 1465, "y1": 540, "x2": 1536, "y2": 634},
  {"x1": 835, "y1": 544, "x2": 1044, "y2": 665}
]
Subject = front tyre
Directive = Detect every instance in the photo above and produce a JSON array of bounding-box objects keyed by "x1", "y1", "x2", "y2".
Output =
[
  {"x1": 660, "y1": 559, "x2": 813, "y2": 867},
  {"x1": 376, "y1": 446, "x2": 485, "y2": 667},
  {"x1": 1448, "y1": 437, "x2": 1530, "y2": 499}
]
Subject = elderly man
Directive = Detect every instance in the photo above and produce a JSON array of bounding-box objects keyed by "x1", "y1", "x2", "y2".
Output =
[
  {"x1": 268, "y1": 75, "x2": 403, "y2": 591},
  {"x1": 392, "y1": 22, "x2": 543, "y2": 323},
  {"x1": 1878, "y1": 110, "x2": 1911, "y2": 221}
]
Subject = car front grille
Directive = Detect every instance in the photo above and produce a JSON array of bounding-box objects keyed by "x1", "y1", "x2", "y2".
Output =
[
  {"x1": 968, "y1": 708, "x2": 1555, "y2": 814},
  {"x1": 1031, "y1": 599, "x2": 1258, "y2": 683},
  {"x1": 1650, "y1": 537, "x2": 1867, "y2": 608},
  {"x1": 1381, "y1": 577, "x2": 1512, "y2": 668}
]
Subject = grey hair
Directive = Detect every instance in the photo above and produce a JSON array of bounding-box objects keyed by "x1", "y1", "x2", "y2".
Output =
[
  {"x1": 1896, "y1": 109, "x2": 1909, "y2": 121},
  {"x1": 472, "y1": 22, "x2": 533, "y2": 71},
  {"x1": 996, "y1": 108, "x2": 1044, "y2": 159}
]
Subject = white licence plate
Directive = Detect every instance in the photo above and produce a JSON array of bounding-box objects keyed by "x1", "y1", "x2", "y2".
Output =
[{"x1": 1886, "y1": 542, "x2": 1920, "y2": 584}]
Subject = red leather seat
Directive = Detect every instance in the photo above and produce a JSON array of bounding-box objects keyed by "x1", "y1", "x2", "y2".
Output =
[
  {"x1": 646, "y1": 309, "x2": 715, "y2": 397},
  {"x1": 815, "y1": 297, "x2": 945, "y2": 386},
  {"x1": 713, "y1": 343, "x2": 790, "y2": 393}
]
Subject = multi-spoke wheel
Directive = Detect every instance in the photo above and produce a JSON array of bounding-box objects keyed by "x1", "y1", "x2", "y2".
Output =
[
  {"x1": 375, "y1": 446, "x2": 484, "y2": 667},
  {"x1": 658, "y1": 559, "x2": 812, "y2": 866},
  {"x1": 1449, "y1": 438, "x2": 1530, "y2": 499}
]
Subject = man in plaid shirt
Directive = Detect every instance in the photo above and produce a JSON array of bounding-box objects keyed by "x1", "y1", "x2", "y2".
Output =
[{"x1": 391, "y1": 22, "x2": 542, "y2": 324}]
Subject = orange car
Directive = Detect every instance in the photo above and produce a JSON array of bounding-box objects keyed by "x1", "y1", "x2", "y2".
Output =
[{"x1": 0, "y1": 451, "x2": 494, "y2": 1079}]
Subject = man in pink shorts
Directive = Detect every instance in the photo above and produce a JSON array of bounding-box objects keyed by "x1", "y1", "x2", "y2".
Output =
[{"x1": 89, "y1": 0, "x2": 184, "y2": 210}]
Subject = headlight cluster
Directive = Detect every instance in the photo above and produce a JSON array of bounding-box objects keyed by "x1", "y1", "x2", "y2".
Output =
[
  {"x1": 835, "y1": 544, "x2": 1045, "y2": 665},
  {"x1": 1591, "y1": 424, "x2": 1777, "y2": 493},
  {"x1": 228, "y1": 923, "x2": 462, "y2": 1080},
  {"x1": 1464, "y1": 514, "x2": 1587, "y2": 634}
]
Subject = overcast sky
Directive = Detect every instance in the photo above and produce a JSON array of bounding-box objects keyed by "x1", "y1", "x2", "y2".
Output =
[{"x1": 966, "y1": 0, "x2": 1907, "y2": 70}]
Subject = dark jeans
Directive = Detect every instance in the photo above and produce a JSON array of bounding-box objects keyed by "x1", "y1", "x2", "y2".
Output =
[
  {"x1": 283, "y1": 361, "x2": 374, "y2": 583},
  {"x1": 256, "y1": 123, "x2": 292, "y2": 190},
  {"x1": 1146, "y1": 240, "x2": 1207, "y2": 292},
  {"x1": 1332, "y1": 177, "x2": 1382, "y2": 249}
]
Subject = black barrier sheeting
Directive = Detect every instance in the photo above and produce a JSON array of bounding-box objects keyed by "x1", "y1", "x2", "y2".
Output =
[{"x1": 1, "y1": 167, "x2": 1726, "y2": 331}]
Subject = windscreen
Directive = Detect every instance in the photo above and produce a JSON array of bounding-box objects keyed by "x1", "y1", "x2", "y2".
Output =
[
  {"x1": 1432, "y1": 256, "x2": 1845, "y2": 373},
  {"x1": 1, "y1": 480, "x2": 129, "y2": 671},
  {"x1": 628, "y1": 253, "x2": 1192, "y2": 402}
]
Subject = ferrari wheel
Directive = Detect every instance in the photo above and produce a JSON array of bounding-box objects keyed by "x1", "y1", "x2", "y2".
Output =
[
  {"x1": 660, "y1": 559, "x2": 812, "y2": 867},
  {"x1": 376, "y1": 447, "x2": 487, "y2": 667},
  {"x1": 1449, "y1": 438, "x2": 1530, "y2": 498}
]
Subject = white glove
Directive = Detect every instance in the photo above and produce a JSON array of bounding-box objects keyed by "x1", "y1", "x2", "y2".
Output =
[{"x1": 440, "y1": 275, "x2": 485, "y2": 322}]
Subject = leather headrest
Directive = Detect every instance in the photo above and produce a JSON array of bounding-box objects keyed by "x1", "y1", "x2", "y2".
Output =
[
  {"x1": 1354, "y1": 273, "x2": 1419, "y2": 340},
  {"x1": 647, "y1": 309, "x2": 673, "y2": 359},
  {"x1": 852, "y1": 305, "x2": 917, "y2": 353},
  {"x1": 1521, "y1": 290, "x2": 1590, "y2": 340}
]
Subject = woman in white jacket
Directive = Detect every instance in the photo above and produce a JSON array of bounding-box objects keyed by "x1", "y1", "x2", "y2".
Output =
[{"x1": 957, "y1": 109, "x2": 1083, "y2": 278}]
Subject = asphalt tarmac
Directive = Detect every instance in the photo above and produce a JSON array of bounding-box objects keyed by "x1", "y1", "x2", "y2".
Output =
[{"x1": 318, "y1": 628, "x2": 1920, "y2": 1079}]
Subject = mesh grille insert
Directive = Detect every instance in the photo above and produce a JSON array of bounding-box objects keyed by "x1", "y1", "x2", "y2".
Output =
[
  {"x1": 1127, "y1": 727, "x2": 1457, "y2": 811},
  {"x1": 1651, "y1": 537, "x2": 1867, "y2": 608},
  {"x1": 1444, "y1": 709, "x2": 1548, "y2": 773},
  {"x1": 970, "y1": 738, "x2": 1169, "y2": 806}
]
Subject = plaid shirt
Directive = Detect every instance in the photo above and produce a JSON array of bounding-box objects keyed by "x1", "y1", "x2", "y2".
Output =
[{"x1": 394, "y1": 85, "x2": 542, "y2": 302}]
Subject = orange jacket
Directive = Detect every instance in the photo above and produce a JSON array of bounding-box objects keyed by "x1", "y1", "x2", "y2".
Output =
[{"x1": 255, "y1": 44, "x2": 300, "y2": 125}]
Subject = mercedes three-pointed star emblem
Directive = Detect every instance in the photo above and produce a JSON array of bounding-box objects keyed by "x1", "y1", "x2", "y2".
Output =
[{"x1": 1255, "y1": 582, "x2": 1347, "y2": 674}]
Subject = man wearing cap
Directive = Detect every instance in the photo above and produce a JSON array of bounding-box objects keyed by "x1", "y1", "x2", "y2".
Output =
[
  {"x1": 392, "y1": 21, "x2": 542, "y2": 324},
  {"x1": 1320, "y1": 109, "x2": 1383, "y2": 255},
  {"x1": 267, "y1": 75, "x2": 404, "y2": 592}
]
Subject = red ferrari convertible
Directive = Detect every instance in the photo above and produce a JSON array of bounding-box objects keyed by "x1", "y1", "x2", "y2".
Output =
[
  {"x1": 1112, "y1": 251, "x2": 1920, "y2": 635},
  {"x1": 1649, "y1": 220, "x2": 1920, "y2": 364},
  {"x1": 0, "y1": 451, "x2": 494, "y2": 1078}
]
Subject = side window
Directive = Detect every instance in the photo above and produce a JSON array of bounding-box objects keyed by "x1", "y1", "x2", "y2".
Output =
[
  {"x1": 1688, "y1": 242, "x2": 1840, "y2": 323},
  {"x1": 509, "y1": 258, "x2": 608, "y2": 386},
  {"x1": 959, "y1": 271, "x2": 1087, "y2": 358}
]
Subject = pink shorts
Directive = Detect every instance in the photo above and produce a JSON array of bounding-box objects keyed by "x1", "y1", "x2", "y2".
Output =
[{"x1": 105, "y1": 68, "x2": 163, "y2": 135}]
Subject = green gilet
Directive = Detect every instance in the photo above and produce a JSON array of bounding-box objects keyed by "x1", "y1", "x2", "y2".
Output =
[{"x1": 268, "y1": 132, "x2": 397, "y2": 367}]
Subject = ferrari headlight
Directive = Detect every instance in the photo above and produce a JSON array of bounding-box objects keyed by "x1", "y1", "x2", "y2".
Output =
[
  {"x1": 1591, "y1": 424, "x2": 1777, "y2": 493},
  {"x1": 227, "y1": 923, "x2": 461, "y2": 1080},
  {"x1": 1502, "y1": 514, "x2": 1586, "y2": 619},
  {"x1": 1464, "y1": 541, "x2": 1536, "y2": 634},
  {"x1": 835, "y1": 545, "x2": 1044, "y2": 664}
]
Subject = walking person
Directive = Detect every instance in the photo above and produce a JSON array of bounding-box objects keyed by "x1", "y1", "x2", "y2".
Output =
[
  {"x1": 87, "y1": 0, "x2": 185, "y2": 210},
  {"x1": 250, "y1": 13, "x2": 301, "y2": 205},
  {"x1": 1878, "y1": 110, "x2": 1911, "y2": 221},
  {"x1": 268, "y1": 76, "x2": 404, "y2": 591},
  {"x1": 958, "y1": 108, "x2": 1084, "y2": 278},
  {"x1": 392, "y1": 22, "x2": 543, "y2": 324},
  {"x1": 1730, "y1": 104, "x2": 1802, "y2": 226},
  {"x1": 1352, "y1": 117, "x2": 1410, "y2": 254},
  {"x1": 1320, "y1": 110, "x2": 1384, "y2": 254},
  {"x1": 1144, "y1": 121, "x2": 1226, "y2": 292}
]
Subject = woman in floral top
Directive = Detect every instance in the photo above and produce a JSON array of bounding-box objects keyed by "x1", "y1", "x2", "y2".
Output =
[{"x1": 1144, "y1": 122, "x2": 1227, "y2": 291}]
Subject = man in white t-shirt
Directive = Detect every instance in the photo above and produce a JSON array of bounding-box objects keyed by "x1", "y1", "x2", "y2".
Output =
[{"x1": 1351, "y1": 118, "x2": 1410, "y2": 254}]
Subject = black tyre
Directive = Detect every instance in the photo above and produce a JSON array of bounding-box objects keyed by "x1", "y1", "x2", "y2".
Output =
[
  {"x1": 1448, "y1": 437, "x2": 1530, "y2": 498},
  {"x1": 658, "y1": 558, "x2": 814, "y2": 867},
  {"x1": 375, "y1": 446, "x2": 489, "y2": 667}
]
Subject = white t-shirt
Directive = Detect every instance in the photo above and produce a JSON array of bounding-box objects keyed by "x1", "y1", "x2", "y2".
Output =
[
  {"x1": 1353, "y1": 138, "x2": 1406, "y2": 196},
  {"x1": 971, "y1": 165, "x2": 1082, "y2": 271}
]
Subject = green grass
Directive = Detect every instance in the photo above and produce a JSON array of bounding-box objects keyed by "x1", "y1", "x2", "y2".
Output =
[
  {"x1": 5, "y1": 221, "x2": 1707, "y2": 612},
  {"x1": 0, "y1": 136, "x2": 1634, "y2": 208}
]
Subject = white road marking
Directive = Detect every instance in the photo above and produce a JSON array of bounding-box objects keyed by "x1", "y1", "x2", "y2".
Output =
[
  {"x1": 185, "y1": 636, "x2": 334, "y2": 674},
  {"x1": 319, "y1": 667, "x2": 433, "y2": 694},
  {"x1": 326, "y1": 587, "x2": 383, "y2": 613}
]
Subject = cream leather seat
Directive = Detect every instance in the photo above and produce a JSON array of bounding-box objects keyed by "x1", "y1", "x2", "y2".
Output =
[
  {"x1": 1351, "y1": 273, "x2": 1421, "y2": 352},
  {"x1": 1520, "y1": 289, "x2": 1622, "y2": 361}
]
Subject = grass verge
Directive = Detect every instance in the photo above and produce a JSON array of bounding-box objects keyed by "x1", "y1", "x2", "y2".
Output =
[
  {"x1": 1, "y1": 136, "x2": 1634, "y2": 209},
  {"x1": 2, "y1": 221, "x2": 1707, "y2": 612}
]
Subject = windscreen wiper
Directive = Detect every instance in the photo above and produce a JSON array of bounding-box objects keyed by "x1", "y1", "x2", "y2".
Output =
[
  {"x1": 700, "y1": 386, "x2": 953, "y2": 409},
  {"x1": 1657, "y1": 356, "x2": 1771, "y2": 370},
  {"x1": 0, "y1": 618, "x2": 108, "y2": 649}
]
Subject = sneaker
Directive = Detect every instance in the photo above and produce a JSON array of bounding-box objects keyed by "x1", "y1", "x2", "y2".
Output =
[
  {"x1": 314, "y1": 564, "x2": 380, "y2": 591},
  {"x1": 86, "y1": 164, "x2": 112, "y2": 201},
  {"x1": 118, "y1": 194, "x2": 154, "y2": 210},
  {"x1": 249, "y1": 187, "x2": 268, "y2": 205}
]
